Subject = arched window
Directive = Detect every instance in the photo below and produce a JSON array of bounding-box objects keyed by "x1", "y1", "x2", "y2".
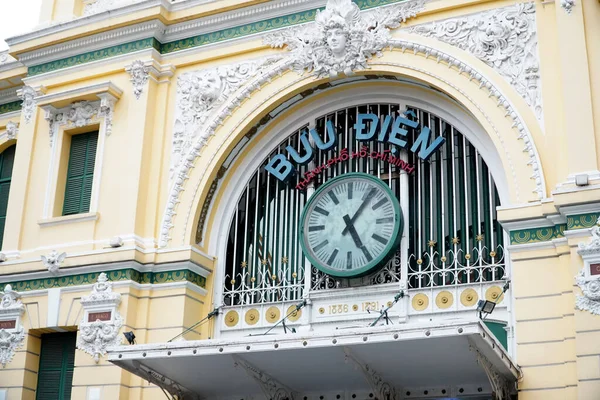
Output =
[
  {"x1": 0, "y1": 145, "x2": 15, "y2": 249},
  {"x1": 223, "y1": 104, "x2": 504, "y2": 306}
]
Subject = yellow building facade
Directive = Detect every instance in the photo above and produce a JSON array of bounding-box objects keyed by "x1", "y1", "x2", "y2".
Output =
[{"x1": 0, "y1": 0, "x2": 598, "y2": 399}]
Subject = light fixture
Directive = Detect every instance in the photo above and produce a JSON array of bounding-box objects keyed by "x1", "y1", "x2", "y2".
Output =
[
  {"x1": 476, "y1": 300, "x2": 496, "y2": 319},
  {"x1": 123, "y1": 331, "x2": 136, "y2": 345}
]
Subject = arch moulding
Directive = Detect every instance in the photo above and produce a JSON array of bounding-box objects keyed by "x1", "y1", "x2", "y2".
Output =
[{"x1": 160, "y1": 37, "x2": 547, "y2": 251}]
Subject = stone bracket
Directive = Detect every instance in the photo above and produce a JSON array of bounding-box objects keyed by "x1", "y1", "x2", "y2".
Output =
[
  {"x1": 343, "y1": 347, "x2": 401, "y2": 400},
  {"x1": 471, "y1": 345, "x2": 512, "y2": 400},
  {"x1": 232, "y1": 355, "x2": 300, "y2": 400}
]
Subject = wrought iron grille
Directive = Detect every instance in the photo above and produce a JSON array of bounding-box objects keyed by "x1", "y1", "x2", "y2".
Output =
[{"x1": 223, "y1": 104, "x2": 504, "y2": 306}]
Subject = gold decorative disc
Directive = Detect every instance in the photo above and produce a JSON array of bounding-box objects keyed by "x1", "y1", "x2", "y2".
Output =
[
  {"x1": 286, "y1": 305, "x2": 302, "y2": 322},
  {"x1": 245, "y1": 309, "x2": 260, "y2": 325},
  {"x1": 486, "y1": 286, "x2": 504, "y2": 303},
  {"x1": 318, "y1": 307, "x2": 325, "y2": 314},
  {"x1": 412, "y1": 293, "x2": 429, "y2": 311},
  {"x1": 224, "y1": 310, "x2": 239, "y2": 327},
  {"x1": 460, "y1": 288, "x2": 479, "y2": 307},
  {"x1": 265, "y1": 306, "x2": 281, "y2": 323},
  {"x1": 436, "y1": 291, "x2": 454, "y2": 309}
]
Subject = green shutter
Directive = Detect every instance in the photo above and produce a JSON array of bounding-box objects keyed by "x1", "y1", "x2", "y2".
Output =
[
  {"x1": 63, "y1": 132, "x2": 98, "y2": 215},
  {"x1": 0, "y1": 145, "x2": 15, "y2": 250},
  {"x1": 36, "y1": 332, "x2": 77, "y2": 400}
]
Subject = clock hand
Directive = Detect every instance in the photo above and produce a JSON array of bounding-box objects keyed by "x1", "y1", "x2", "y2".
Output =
[
  {"x1": 343, "y1": 214, "x2": 364, "y2": 248},
  {"x1": 343, "y1": 214, "x2": 374, "y2": 262},
  {"x1": 342, "y1": 187, "x2": 377, "y2": 235}
]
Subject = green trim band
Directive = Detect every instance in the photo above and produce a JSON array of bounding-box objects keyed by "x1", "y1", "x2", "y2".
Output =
[
  {"x1": 0, "y1": 268, "x2": 206, "y2": 292},
  {"x1": 28, "y1": 38, "x2": 161, "y2": 76},
  {"x1": 0, "y1": 100, "x2": 22, "y2": 115},
  {"x1": 27, "y1": 0, "x2": 408, "y2": 76},
  {"x1": 509, "y1": 212, "x2": 599, "y2": 245}
]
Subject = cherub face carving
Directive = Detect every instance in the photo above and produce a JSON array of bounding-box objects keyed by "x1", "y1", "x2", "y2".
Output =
[
  {"x1": 326, "y1": 27, "x2": 348, "y2": 58},
  {"x1": 197, "y1": 71, "x2": 223, "y2": 103}
]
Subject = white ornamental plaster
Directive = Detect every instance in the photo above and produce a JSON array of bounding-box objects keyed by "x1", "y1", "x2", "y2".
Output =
[
  {"x1": 18, "y1": 86, "x2": 39, "y2": 124},
  {"x1": 76, "y1": 273, "x2": 123, "y2": 363},
  {"x1": 170, "y1": 57, "x2": 281, "y2": 180},
  {"x1": 158, "y1": 0, "x2": 546, "y2": 248},
  {"x1": 43, "y1": 98, "x2": 117, "y2": 146},
  {"x1": 125, "y1": 60, "x2": 150, "y2": 100},
  {"x1": 264, "y1": 0, "x2": 425, "y2": 78},
  {"x1": 83, "y1": 0, "x2": 146, "y2": 16},
  {"x1": 5, "y1": 122, "x2": 18, "y2": 140},
  {"x1": 0, "y1": 284, "x2": 26, "y2": 368},
  {"x1": 408, "y1": 3, "x2": 542, "y2": 123},
  {"x1": 576, "y1": 217, "x2": 600, "y2": 315},
  {"x1": 561, "y1": 0, "x2": 575, "y2": 14},
  {"x1": 41, "y1": 250, "x2": 66, "y2": 274}
]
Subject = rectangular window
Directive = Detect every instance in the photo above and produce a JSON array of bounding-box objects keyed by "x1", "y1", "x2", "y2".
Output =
[
  {"x1": 36, "y1": 332, "x2": 76, "y2": 400},
  {"x1": 62, "y1": 131, "x2": 98, "y2": 216},
  {"x1": 0, "y1": 145, "x2": 15, "y2": 249}
]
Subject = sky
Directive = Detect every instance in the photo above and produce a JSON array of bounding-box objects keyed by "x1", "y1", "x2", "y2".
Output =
[{"x1": 0, "y1": 0, "x2": 44, "y2": 51}]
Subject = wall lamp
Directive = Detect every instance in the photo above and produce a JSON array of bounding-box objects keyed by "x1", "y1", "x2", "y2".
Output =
[
  {"x1": 123, "y1": 331, "x2": 136, "y2": 345},
  {"x1": 476, "y1": 300, "x2": 496, "y2": 319}
]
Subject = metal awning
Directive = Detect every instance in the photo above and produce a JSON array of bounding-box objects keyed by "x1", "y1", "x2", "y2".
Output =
[{"x1": 108, "y1": 320, "x2": 520, "y2": 400}]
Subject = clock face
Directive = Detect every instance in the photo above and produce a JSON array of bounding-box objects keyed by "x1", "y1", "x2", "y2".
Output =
[{"x1": 299, "y1": 173, "x2": 402, "y2": 278}]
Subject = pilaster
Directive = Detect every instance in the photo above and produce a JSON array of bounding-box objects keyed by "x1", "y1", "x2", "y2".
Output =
[{"x1": 554, "y1": 0, "x2": 598, "y2": 179}]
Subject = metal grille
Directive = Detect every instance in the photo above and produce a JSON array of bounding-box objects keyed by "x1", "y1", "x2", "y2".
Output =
[{"x1": 223, "y1": 104, "x2": 504, "y2": 305}]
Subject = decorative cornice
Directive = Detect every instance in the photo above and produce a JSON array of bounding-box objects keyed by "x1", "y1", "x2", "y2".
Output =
[
  {"x1": 28, "y1": 38, "x2": 161, "y2": 77},
  {"x1": 0, "y1": 101, "x2": 22, "y2": 116},
  {"x1": 19, "y1": 20, "x2": 165, "y2": 68},
  {"x1": 508, "y1": 212, "x2": 599, "y2": 245},
  {"x1": 19, "y1": 0, "x2": 413, "y2": 77},
  {"x1": 408, "y1": 3, "x2": 542, "y2": 123},
  {"x1": 0, "y1": 268, "x2": 207, "y2": 293}
]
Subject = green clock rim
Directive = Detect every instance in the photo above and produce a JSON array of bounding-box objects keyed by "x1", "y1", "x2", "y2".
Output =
[{"x1": 299, "y1": 172, "x2": 403, "y2": 279}]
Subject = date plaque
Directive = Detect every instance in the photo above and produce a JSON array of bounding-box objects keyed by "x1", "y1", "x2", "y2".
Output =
[
  {"x1": 0, "y1": 320, "x2": 16, "y2": 329},
  {"x1": 590, "y1": 263, "x2": 600, "y2": 276},
  {"x1": 88, "y1": 311, "x2": 112, "y2": 322}
]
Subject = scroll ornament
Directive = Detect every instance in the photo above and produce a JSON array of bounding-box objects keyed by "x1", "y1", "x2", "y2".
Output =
[{"x1": 76, "y1": 273, "x2": 123, "y2": 363}]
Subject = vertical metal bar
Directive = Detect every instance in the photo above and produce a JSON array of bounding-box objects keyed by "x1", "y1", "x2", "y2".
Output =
[
  {"x1": 462, "y1": 136, "x2": 470, "y2": 283},
  {"x1": 475, "y1": 148, "x2": 483, "y2": 281}
]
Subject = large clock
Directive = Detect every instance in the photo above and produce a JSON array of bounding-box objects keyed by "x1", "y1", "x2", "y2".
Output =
[{"x1": 299, "y1": 173, "x2": 403, "y2": 278}]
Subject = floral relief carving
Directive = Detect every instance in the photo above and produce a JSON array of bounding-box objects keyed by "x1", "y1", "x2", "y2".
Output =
[
  {"x1": 19, "y1": 86, "x2": 38, "y2": 124},
  {"x1": 408, "y1": 3, "x2": 542, "y2": 122},
  {"x1": 576, "y1": 218, "x2": 600, "y2": 315},
  {"x1": 43, "y1": 97, "x2": 117, "y2": 145},
  {"x1": 0, "y1": 284, "x2": 26, "y2": 368},
  {"x1": 264, "y1": 0, "x2": 425, "y2": 78},
  {"x1": 5, "y1": 121, "x2": 18, "y2": 139},
  {"x1": 171, "y1": 57, "x2": 280, "y2": 180},
  {"x1": 561, "y1": 0, "x2": 575, "y2": 14},
  {"x1": 41, "y1": 250, "x2": 66, "y2": 274},
  {"x1": 159, "y1": 0, "x2": 546, "y2": 247},
  {"x1": 76, "y1": 273, "x2": 123, "y2": 363},
  {"x1": 126, "y1": 60, "x2": 150, "y2": 100}
]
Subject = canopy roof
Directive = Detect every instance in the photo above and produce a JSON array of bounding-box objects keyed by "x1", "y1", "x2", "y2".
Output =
[{"x1": 108, "y1": 320, "x2": 520, "y2": 400}]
